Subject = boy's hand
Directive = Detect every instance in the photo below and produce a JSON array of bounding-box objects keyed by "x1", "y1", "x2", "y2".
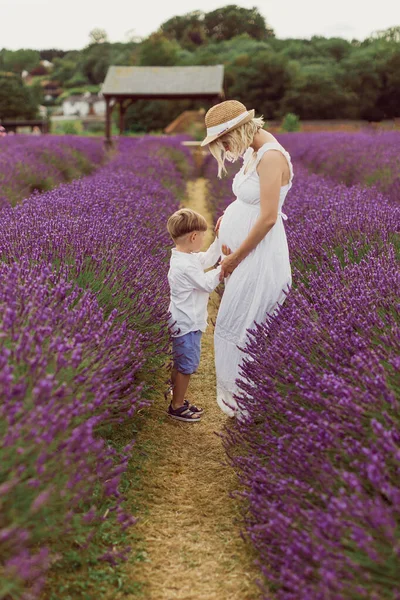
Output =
[
  {"x1": 215, "y1": 215, "x2": 223, "y2": 237},
  {"x1": 221, "y1": 244, "x2": 232, "y2": 256}
]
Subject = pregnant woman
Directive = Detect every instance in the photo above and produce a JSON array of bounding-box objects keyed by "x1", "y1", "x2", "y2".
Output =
[{"x1": 201, "y1": 100, "x2": 293, "y2": 419}]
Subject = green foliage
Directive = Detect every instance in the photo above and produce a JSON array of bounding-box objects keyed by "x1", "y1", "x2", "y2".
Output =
[
  {"x1": 29, "y1": 80, "x2": 45, "y2": 106},
  {"x1": 139, "y1": 33, "x2": 181, "y2": 66},
  {"x1": 2, "y1": 19, "x2": 399, "y2": 130},
  {"x1": 160, "y1": 5, "x2": 272, "y2": 49},
  {"x1": 125, "y1": 99, "x2": 194, "y2": 132},
  {"x1": 64, "y1": 71, "x2": 88, "y2": 88},
  {"x1": 281, "y1": 62, "x2": 357, "y2": 119},
  {"x1": 84, "y1": 120, "x2": 107, "y2": 134},
  {"x1": 51, "y1": 53, "x2": 81, "y2": 85},
  {"x1": 161, "y1": 11, "x2": 207, "y2": 51},
  {"x1": 203, "y1": 4, "x2": 274, "y2": 41},
  {"x1": 280, "y1": 113, "x2": 300, "y2": 132},
  {"x1": 0, "y1": 48, "x2": 40, "y2": 73},
  {"x1": 57, "y1": 85, "x2": 101, "y2": 102},
  {"x1": 376, "y1": 48, "x2": 400, "y2": 118},
  {"x1": 226, "y1": 49, "x2": 293, "y2": 119},
  {"x1": 61, "y1": 121, "x2": 81, "y2": 135},
  {"x1": 340, "y1": 46, "x2": 386, "y2": 120},
  {"x1": 189, "y1": 34, "x2": 271, "y2": 65},
  {"x1": 50, "y1": 41, "x2": 139, "y2": 90},
  {"x1": 0, "y1": 73, "x2": 38, "y2": 119},
  {"x1": 39, "y1": 48, "x2": 68, "y2": 62},
  {"x1": 81, "y1": 43, "x2": 112, "y2": 84}
]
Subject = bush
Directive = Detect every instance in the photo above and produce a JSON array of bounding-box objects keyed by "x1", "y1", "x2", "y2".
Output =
[
  {"x1": 83, "y1": 121, "x2": 106, "y2": 134},
  {"x1": 61, "y1": 120, "x2": 81, "y2": 135},
  {"x1": 280, "y1": 112, "x2": 300, "y2": 132}
]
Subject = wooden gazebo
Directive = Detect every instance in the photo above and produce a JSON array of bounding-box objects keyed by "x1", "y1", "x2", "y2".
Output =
[{"x1": 101, "y1": 65, "x2": 224, "y2": 147}]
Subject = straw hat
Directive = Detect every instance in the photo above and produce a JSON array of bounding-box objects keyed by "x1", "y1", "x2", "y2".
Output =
[{"x1": 200, "y1": 100, "x2": 255, "y2": 147}]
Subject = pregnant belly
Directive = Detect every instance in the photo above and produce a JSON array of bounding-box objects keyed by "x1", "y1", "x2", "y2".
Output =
[{"x1": 219, "y1": 200, "x2": 260, "y2": 252}]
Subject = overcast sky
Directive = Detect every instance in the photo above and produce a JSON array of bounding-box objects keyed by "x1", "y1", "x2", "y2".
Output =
[{"x1": 1, "y1": 0, "x2": 399, "y2": 50}]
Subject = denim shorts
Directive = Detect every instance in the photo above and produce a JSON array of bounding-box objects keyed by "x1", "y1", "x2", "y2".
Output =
[{"x1": 172, "y1": 330, "x2": 202, "y2": 375}]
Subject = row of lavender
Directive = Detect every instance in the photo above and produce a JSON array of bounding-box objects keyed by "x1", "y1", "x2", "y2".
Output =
[
  {"x1": 0, "y1": 135, "x2": 105, "y2": 208},
  {"x1": 204, "y1": 138, "x2": 399, "y2": 598},
  {"x1": 280, "y1": 130, "x2": 400, "y2": 202},
  {"x1": 0, "y1": 137, "x2": 190, "y2": 598}
]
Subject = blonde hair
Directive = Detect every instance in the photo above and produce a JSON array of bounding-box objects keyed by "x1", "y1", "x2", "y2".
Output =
[
  {"x1": 209, "y1": 116, "x2": 265, "y2": 178},
  {"x1": 167, "y1": 208, "x2": 208, "y2": 241}
]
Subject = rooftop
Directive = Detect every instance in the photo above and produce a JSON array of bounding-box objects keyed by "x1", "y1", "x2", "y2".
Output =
[{"x1": 101, "y1": 65, "x2": 224, "y2": 98}]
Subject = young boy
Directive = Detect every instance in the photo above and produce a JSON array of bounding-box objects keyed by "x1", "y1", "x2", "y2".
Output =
[{"x1": 166, "y1": 208, "x2": 223, "y2": 422}]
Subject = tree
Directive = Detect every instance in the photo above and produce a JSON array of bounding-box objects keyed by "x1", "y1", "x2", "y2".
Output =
[
  {"x1": 161, "y1": 11, "x2": 207, "y2": 50},
  {"x1": 226, "y1": 50, "x2": 292, "y2": 118},
  {"x1": 0, "y1": 49, "x2": 40, "y2": 74},
  {"x1": 281, "y1": 63, "x2": 355, "y2": 119},
  {"x1": 204, "y1": 5, "x2": 274, "y2": 42},
  {"x1": 340, "y1": 47, "x2": 385, "y2": 120},
  {"x1": 278, "y1": 39, "x2": 320, "y2": 62},
  {"x1": 310, "y1": 36, "x2": 352, "y2": 62},
  {"x1": 0, "y1": 74, "x2": 38, "y2": 119},
  {"x1": 376, "y1": 49, "x2": 400, "y2": 117},
  {"x1": 139, "y1": 33, "x2": 181, "y2": 66},
  {"x1": 30, "y1": 80, "x2": 45, "y2": 106},
  {"x1": 89, "y1": 28, "x2": 108, "y2": 45},
  {"x1": 81, "y1": 43, "x2": 111, "y2": 84},
  {"x1": 39, "y1": 49, "x2": 68, "y2": 62},
  {"x1": 189, "y1": 34, "x2": 271, "y2": 66},
  {"x1": 51, "y1": 54, "x2": 82, "y2": 85}
]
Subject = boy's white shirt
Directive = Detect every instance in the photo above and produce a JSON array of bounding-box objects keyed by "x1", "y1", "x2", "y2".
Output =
[{"x1": 168, "y1": 237, "x2": 222, "y2": 337}]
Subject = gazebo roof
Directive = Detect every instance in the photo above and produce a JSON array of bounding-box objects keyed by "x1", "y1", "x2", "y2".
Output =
[{"x1": 101, "y1": 65, "x2": 224, "y2": 98}]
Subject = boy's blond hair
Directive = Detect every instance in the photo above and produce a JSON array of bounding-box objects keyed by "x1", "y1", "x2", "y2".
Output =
[
  {"x1": 167, "y1": 208, "x2": 208, "y2": 241},
  {"x1": 208, "y1": 116, "x2": 265, "y2": 178}
]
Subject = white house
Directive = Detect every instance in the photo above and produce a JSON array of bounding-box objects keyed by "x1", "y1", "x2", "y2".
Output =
[{"x1": 62, "y1": 92, "x2": 106, "y2": 118}]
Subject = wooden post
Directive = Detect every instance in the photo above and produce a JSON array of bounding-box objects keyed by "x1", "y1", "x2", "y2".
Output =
[
  {"x1": 119, "y1": 100, "x2": 127, "y2": 136},
  {"x1": 104, "y1": 96, "x2": 114, "y2": 149}
]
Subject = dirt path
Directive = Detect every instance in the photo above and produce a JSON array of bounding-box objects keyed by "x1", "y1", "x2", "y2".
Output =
[{"x1": 121, "y1": 179, "x2": 260, "y2": 600}]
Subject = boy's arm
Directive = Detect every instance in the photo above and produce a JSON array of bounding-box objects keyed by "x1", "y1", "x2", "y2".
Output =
[
  {"x1": 197, "y1": 237, "x2": 221, "y2": 270},
  {"x1": 179, "y1": 263, "x2": 222, "y2": 293}
]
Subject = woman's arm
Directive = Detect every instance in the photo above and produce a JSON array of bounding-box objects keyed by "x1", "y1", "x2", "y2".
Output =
[{"x1": 219, "y1": 151, "x2": 284, "y2": 280}]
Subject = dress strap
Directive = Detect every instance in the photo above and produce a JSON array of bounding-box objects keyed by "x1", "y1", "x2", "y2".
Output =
[{"x1": 256, "y1": 142, "x2": 294, "y2": 185}]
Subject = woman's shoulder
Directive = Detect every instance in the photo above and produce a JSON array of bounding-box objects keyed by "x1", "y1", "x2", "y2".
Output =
[
  {"x1": 256, "y1": 136, "x2": 283, "y2": 153},
  {"x1": 256, "y1": 141, "x2": 294, "y2": 183}
]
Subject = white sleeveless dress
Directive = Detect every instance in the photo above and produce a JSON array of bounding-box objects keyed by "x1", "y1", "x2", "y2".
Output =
[{"x1": 215, "y1": 141, "x2": 294, "y2": 418}]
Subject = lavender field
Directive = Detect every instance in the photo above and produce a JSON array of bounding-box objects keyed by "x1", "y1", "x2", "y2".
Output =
[
  {"x1": 281, "y1": 130, "x2": 400, "y2": 202},
  {"x1": 205, "y1": 132, "x2": 400, "y2": 599},
  {"x1": 1, "y1": 130, "x2": 399, "y2": 599},
  {"x1": 0, "y1": 135, "x2": 105, "y2": 208},
  {"x1": 0, "y1": 136, "x2": 192, "y2": 598}
]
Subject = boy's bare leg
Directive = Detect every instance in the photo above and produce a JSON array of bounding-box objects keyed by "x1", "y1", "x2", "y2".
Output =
[
  {"x1": 171, "y1": 369, "x2": 190, "y2": 409},
  {"x1": 171, "y1": 367, "x2": 177, "y2": 389}
]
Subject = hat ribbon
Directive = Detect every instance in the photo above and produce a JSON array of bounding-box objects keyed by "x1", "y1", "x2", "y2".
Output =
[{"x1": 206, "y1": 111, "x2": 249, "y2": 137}]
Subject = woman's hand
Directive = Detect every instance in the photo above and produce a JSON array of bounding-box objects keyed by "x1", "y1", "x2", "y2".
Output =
[{"x1": 219, "y1": 251, "x2": 240, "y2": 281}]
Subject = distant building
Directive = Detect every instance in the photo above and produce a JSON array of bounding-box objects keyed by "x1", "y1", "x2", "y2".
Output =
[
  {"x1": 62, "y1": 93, "x2": 106, "y2": 117},
  {"x1": 40, "y1": 60, "x2": 53, "y2": 70}
]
